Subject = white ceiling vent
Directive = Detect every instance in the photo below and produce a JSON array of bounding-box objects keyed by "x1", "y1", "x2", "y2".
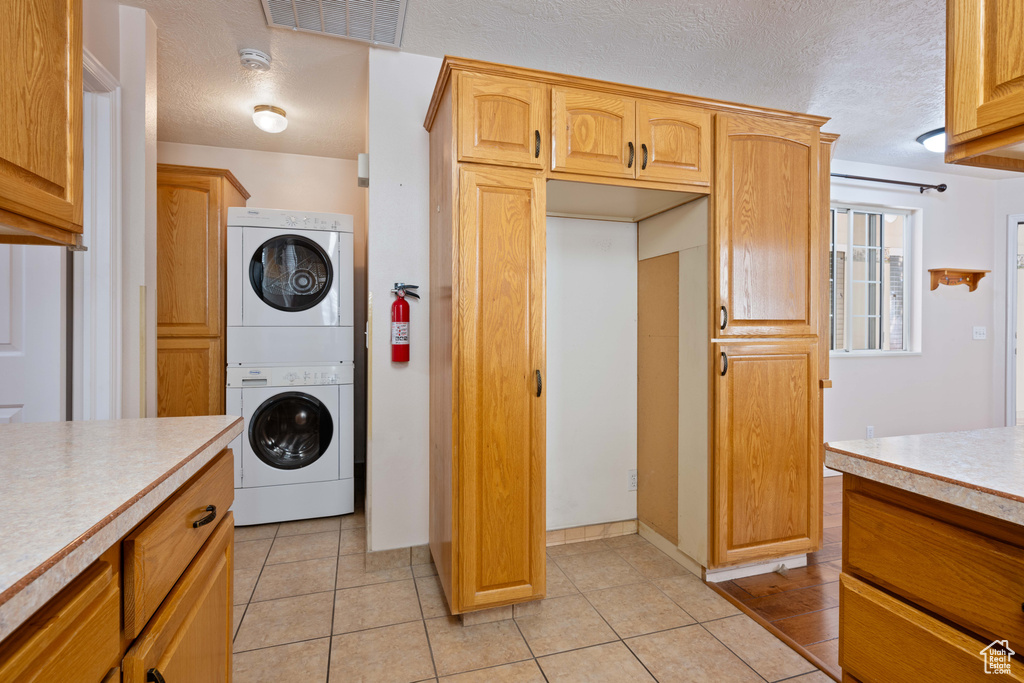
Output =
[{"x1": 261, "y1": 0, "x2": 407, "y2": 48}]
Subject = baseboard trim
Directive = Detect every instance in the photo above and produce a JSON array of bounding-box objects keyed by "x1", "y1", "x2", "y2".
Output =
[
  {"x1": 638, "y1": 522, "x2": 703, "y2": 577},
  {"x1": 546, "y1": 519, "x2": 638, "y2": 547},
  {"x1": 704, "y1": 554, "x2": 808, "y2": 583}
]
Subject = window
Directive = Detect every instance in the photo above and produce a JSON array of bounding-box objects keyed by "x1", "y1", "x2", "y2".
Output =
[{"x1": 830, "y1": 204, "x2": 912, "y2": 352}]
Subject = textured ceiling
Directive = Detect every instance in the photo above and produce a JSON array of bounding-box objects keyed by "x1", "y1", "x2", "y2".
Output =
[
  {"x1": 125, "y1": 0, "x2": 1013, "y2": 177},
  {"x1": 121, "y1": 0, "x2": 367, "y2": 159},
  {"x1": 399, "y1": 0, "x2": 1011, "y2": 178}
]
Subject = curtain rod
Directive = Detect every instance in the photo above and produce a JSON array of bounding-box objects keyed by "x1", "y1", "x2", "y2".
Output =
[{"x1": 830, "y1": 173, "x2": 947, "y2": 194}]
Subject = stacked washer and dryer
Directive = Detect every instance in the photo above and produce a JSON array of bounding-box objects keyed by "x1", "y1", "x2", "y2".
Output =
[{"x1": 226, "y1": 208, "x2": 355, "y2": 525}]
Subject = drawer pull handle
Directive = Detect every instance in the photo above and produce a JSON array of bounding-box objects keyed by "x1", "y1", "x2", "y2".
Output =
[
  {"x1": 192, "y1": 504, "x2": 217, "y2": 529},
  {"x1": 147, "y1": 669, "x2": 166, "y2": 683}
]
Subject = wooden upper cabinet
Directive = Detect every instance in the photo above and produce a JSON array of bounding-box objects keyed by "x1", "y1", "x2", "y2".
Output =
[
  {"x1": 946, "y1": 0, "x2": 1024, "y2": 170},
  {"x1": 713, "y1": 340, "x2": 820, "y2": 566},
  {"x1": 157, "y1": 174, "x2": 223, "y2": 337},
  {"x1": 636, "y1": 101, "x2": 712, "y2": 186},
  {"x1": 552, "y1": 87, "x2": 636, "y2": 179},
  {"x1": 457, "y1": 73, "x2": 547, "y2": 169},
  {"x1": 715, "y1": 114, "x2": 819, "y2": 338},
  {"x1": 0, "y1": 0, "x2": 83, "y2": 246},
  {"x1": 456, "y1": 166, "x2": 546, "y2": 611}
]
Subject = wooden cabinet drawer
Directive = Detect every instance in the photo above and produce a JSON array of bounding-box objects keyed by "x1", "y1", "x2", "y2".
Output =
[
  {"x1": 123, "y1": 513, "x2": 234, "y2": 683},
  {"x1": 123, "y1": 449, "x2": 233, "y2": 639},
  {"x1": 846, "y1": 490, "x2": 1024, "y2": 650},
  {"x1": 0, "y1": 561, "x2": 119, "y2": 682},
  {"x1": 840, "y1": 573, "x2": 1024, "y2": 682}
]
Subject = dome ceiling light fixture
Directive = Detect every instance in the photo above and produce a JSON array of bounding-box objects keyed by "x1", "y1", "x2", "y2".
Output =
[
  {"x1": 253, "y1": 105, "x2": 288, "y2": 133},
  {"x1": 916, "y1": 128, "x2": 946, "y2": 154}
]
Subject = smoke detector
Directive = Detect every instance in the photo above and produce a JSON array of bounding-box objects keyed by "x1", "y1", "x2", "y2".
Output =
[{"x1": 239, "y1": 49, "x2": 272, "y2": 72}]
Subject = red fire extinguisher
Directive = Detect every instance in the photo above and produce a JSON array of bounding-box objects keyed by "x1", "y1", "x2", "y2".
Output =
[{"x1": 390, "y1": 283, "x2": 419, "y2": 362}]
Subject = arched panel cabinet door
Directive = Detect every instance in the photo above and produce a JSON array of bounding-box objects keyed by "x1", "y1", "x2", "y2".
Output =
[
  {"x1": 713, "y1": 340, "x2": 821, "y2": 567},
  {"x1": 457, "y1": 72, "x2": 548, "y2": 169},
  {"x1": 714, "y1": 113, "x2": 820, "y2": 338},
  {"x1": 636, "y1": 100, "x2": 712, "y2": 187},
  {"x1": 551, "y1": 86, "x2": 637, "y2": 179}
]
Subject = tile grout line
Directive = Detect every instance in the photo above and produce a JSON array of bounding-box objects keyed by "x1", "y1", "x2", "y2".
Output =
[
  {"x1": 695, "y1": 621, "x2": 772, "y2": 683},
  {"x1": 411, "y1": 568, "x2": 440, "y2": 680},
  {"x1": 572, "y1": 575, "x2": 660, "y2": 682},
  {"x1": 324, "y1": 520, "x2": 344, "y2": 683}
]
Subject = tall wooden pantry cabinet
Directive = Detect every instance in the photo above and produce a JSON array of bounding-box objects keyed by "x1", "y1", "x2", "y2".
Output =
[
  {"x1": 156, "y1": 165, "x2": 249, "y2": 417},
  {"x1": 426, "y1": 57, "x2": 834, "y2": 614}
]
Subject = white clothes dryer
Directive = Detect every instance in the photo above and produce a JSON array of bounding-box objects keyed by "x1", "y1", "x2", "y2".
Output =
[
  {"x1": 227, "y1": 208, "x2": 354, "y2": 365},
  {"x1": 227, "y1": 363, "x2": 354, "y2": 525}
]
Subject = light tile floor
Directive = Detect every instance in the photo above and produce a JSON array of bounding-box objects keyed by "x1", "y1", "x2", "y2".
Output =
[{"x1": 232, "y1": 513, "x2": 831, "y2": 682}]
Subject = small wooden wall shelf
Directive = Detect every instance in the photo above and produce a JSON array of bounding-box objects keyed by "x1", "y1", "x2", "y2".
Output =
[{"x1": 928, "y1": 268, "x2": 989, "y2": 292}]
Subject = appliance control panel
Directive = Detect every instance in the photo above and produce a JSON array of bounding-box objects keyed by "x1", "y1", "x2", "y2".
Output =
[
  {"x1": 227, "y1": 207, "x2": 354, "y2": 234},
  {"x1": 227, "y1": 362, "x2": 354, "y2": 387}
]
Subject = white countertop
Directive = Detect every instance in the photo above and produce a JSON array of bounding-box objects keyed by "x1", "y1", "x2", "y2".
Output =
[
  {"x1": 825, "y1": 426, "x2": 1024, "y2": 525},
  {"x1": 0, "y1": 416, "x2": 242, "y2": 642}
]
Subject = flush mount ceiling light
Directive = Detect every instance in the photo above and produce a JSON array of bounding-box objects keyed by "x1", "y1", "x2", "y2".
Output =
[
  {"x1": 916, "y1": 128, "x2": 946, "y2": 154},
  {"x1": 253, "y1": 105, "x2": 287, "y2": 133}
]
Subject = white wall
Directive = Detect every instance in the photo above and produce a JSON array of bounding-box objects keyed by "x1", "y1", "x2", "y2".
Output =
[
  {"x1": 825, "y1": 159, "x2": 1000, "y2": 442},
  {"x1": 156, "y1": 143, "x2": 363, "y2": 220},
  {"x1": 119, "y1": 6, "x2": 157, "y2": 418},
  {"x1": 546, "y1": 217, "x2": 637, "y2": 530},
  {"x1": 366, "y1": 49, "x2": 439, "y2": 550},
  {"x1": 83, "y1": 0, "x2": 120, "y2": 80}
]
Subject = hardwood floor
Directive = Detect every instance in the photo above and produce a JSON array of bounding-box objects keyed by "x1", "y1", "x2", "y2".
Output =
[{"x1": 715, "y1": 474, "x2": 843, "y2": 681}]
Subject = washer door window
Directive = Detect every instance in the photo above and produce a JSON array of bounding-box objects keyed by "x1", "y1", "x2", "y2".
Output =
[
  {"x1": 249, "y1": 234, "x2": 334, "y2": 312},
  {"x1": 249, "y1": 391, "x2": 334, "y2": 470}
]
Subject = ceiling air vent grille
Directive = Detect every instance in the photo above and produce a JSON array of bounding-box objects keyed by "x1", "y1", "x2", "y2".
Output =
[{"x1": 260, "y1": 0, "x2": 407, "y2": 48}]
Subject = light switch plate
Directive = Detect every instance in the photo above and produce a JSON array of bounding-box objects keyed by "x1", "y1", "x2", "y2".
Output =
[{"x1": 973, "y1": 326, "x2": 987, "y2": 340}]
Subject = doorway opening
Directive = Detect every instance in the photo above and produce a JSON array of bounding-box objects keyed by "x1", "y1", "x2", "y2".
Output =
[{"x1": 1005, "y1": 215, "x2": 1024, "y2": 426}]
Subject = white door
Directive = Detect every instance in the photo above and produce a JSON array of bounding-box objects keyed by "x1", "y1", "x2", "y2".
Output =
[{"x1": 0, "y1": 244, "x2": 65, "y2": 423}]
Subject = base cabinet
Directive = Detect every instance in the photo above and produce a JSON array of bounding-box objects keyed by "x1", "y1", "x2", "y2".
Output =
[
  {"x1": 0, "y1": 450, "x2": 235, "y2": 682},
  {"x1": 840, "y1": 476, "x2": 1024, "y2": 681},
  {"x1": 123, "y1": 515, "x2": 233, "y2": 683},
  {"x1": 713, "y1": 340, "x2": 820, "y2": 566}
]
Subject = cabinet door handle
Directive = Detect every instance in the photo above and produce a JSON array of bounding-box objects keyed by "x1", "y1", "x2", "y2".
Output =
[
  {"x1": 147, "y1": 669, "x2": 166, "y2": 683},
  {"x1": 535, "y1": 369, "x2": 543, "y2": 397},
  {"x1": 535, "y1": 130, "x2": 541, "y2": 158},
  {"x1": 720, "y1": 352, "x2": 728, "y2": 376},
  {"x1": 627, "y1": 142, "x2": 634, "y2": 169},
  {"x1": 192, "y1": 504, "x2": 217, "y2": 529},
  {"x1": 720, "y1": 305, "x2": 728, "y2": 330},
  {"x1": 641, "y1": 143, "x2": 648, "y2": 170}
]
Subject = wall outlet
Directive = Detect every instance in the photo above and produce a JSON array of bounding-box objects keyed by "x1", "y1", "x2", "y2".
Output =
[
  {"x1": 628, "y1": 469, "x2": 638, "y2": 492},
  {"x1": 866, "y1": 426, "x2": 875, "y2": 439},
  {"x1": 973, "y1": 326, "x2": 987, "y2": 340}
]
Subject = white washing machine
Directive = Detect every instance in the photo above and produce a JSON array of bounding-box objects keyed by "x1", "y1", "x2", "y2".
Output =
[
  {"x1": 227, "y1": 363, "x2": 354, "y2": 525},
  {"x1": 227, "y1": 207, "x2": 354, "y2": 365}
]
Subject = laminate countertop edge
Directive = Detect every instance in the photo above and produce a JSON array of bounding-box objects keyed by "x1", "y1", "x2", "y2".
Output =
[
  {"x1": 825, "y1": 432, "x2": 1024, "y2": 527},
  {"x1": 0, "y1": 417, "x2": 242, "y2": 642}
]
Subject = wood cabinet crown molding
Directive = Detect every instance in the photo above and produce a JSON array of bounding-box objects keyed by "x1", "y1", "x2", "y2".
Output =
[
  {"x1": 156, "y1": 164, "x2": 251, "y2": 201},
  {"x1": 424, "y1": 56, "x2": 830, "y2": 133}
]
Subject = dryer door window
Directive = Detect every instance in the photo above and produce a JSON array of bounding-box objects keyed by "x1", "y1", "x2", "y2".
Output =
[
  {"x1": 249, "y1": 391, "x2": 334, "y2": 470},
  {"x1": 249, "y1": 234, "x2": 334, "y2": 312}
]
